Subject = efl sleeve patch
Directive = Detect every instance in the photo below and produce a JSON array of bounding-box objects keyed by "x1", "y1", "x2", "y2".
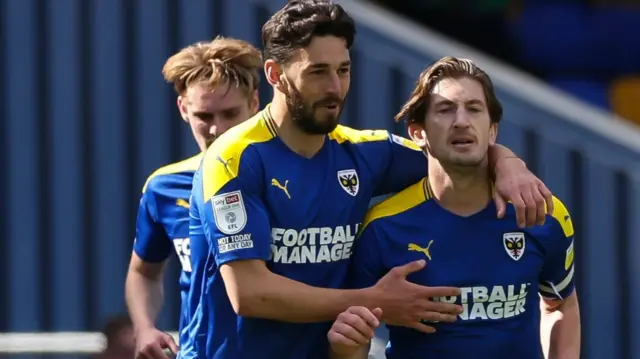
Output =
[{"x1": 211, "y1": 190, "x2": 247, "y2": 235}]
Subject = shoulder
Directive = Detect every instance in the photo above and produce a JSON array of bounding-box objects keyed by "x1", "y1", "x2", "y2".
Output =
[
  {"x1": 201, "y1": 110, "x2": 276, "y2": 197},
  {"x1": 362, "y1": 178, "x2": 430, "y2": 231},
  {"x1": 546, "y1": 196, "x2": 574, "y2": 238},
  {"x1": 521, "y1": 196, "x2": 574, "y2": 239},
  {"x1": 142, "y1": 153, "x2": 203, "y2": 193},
  {"x1": 328, "y1": 126, "x2": 420, "y2": 151},
  {"x1": 328, "y1": 126, "x2": 389, "y2": 144},
  {"x1": 203, "y1": 109, "x2": 275, "y2": 166}
]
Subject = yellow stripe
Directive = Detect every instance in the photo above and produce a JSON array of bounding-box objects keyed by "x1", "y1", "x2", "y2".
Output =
[
  {"x1": 328, "y1": 126, "x2": 421, "y2": 151},
  {"x1": 202, "y1": 110, "x2": 275, "y2": 199},
  {"x1": 549, "y1": 196, "x2": 574, "y2": 238},
  {"x1": 142, "y1": 153, "x2": 203, "y2": 193},
  {"x1": 361, "y1": 178, "x2": 430, "y2": 231}
]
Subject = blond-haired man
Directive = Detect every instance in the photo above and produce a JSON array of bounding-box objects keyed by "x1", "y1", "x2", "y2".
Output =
[{"x1": 124, "y1": 36, "x2": 261, "y2": 359}]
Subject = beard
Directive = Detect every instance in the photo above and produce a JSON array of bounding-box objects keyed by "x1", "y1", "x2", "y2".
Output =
[{"x1": 284, "y1": 81, "x2": 344, "y2": 135}]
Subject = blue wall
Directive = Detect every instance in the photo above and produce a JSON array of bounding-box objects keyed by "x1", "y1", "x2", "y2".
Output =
[{"x1": 1, "y1": 0, "x2": 639, "y2": 358}]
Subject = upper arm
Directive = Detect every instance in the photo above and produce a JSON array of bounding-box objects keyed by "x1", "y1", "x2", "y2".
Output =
[
  {"x1": 347, "y1": 222, "x2": 387, "y2": 289},
  {"x1": 374, "y1": 133, "x2": 426, "y2": 196},
  {"x1": 539, "y1": 198, "x2": 576, "y2": 301},
  {"x1": 132, "y1": 187, "x2": 173, "y2": 263},
  {"x1": 128, "y1": 251, "x2": 167, "y2": 280},
  {"x1": 200, "y1": 146, "x2": 272, "y2": 268}
]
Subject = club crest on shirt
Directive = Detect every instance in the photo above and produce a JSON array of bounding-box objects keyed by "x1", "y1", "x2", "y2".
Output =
[
  {"x1": 503, "y1": 232, "x2": 525, "y2": 261},
  {"x1": 337, "y1": 169, "x2": 359, "y2": 196}
]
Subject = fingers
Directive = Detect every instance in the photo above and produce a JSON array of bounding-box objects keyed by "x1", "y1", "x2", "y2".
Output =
[
  {"x1": 408, "y1": 321, "x2": 437, "y2": 334},
  {"x1": 140, "y1": 344, "x2": 167, "y2": 359},
  {"x1": 346, "y1": 306, "x2": 381, "y2": 328},
  {"x1": 493, "y1": 191, "x2": 506, "y2": 219},
  {"x1": 371, "y1": 307, "x2": 383, "y2": 320},
  {"x1": 419, "y1": 310, "x2": 458, "y2": 323},
  {"x1": 540, "y1": 182, "x2": 554, "y2": 216},
  {"x1": 331, "y1": 310, "x2": 376, "y2": 346},
  {"x1": 417, "y1": 285, "x2": 461, "y2": 298},
  {"x1": 327, "y1": 330, "x2": 361, "y2": 348},
  {"x1": 162, "y1": 335, "x2": 180, "y2": 354},
  {"x1": 391, "y1": 260, "x2": 426, "y2": 277},
  {"x1": 520, "y1": 188, "x2": 537, "y2": 227},
  {"x1": 510, "y1": 193, "x2": 526, "y2": 228}
]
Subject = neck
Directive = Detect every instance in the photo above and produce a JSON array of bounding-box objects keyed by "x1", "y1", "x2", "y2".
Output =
[
  {"x1": 269, "y1": 94, "x2": 325, "y2": 158},
  {"x1": 427, "y1": 156, "x2": 492, "y2": 216}
]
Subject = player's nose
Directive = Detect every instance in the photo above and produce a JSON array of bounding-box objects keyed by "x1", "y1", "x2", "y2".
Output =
[
  {"x1": 209, "y1": 124, "x2": 219, "y2": 137},
  {"x1": 452, "y1": 110, "x2": 471, "y2": 128}
]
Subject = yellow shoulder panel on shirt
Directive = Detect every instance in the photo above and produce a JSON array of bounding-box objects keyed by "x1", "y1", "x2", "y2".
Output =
[
  {"x1": 361, "y1": 178, "x2": 431, "y2": 231},
  {"x1": 328, "y1": 125, "x2": 389, "y2": 144},
  {"x1": 142, "y1": 153, "x2": 203, "y2": 193},
  {"x1": 549, "y1": 195, "x2": 574, "y2": 238},
  {"x1": 202, "y1": 110, "x2": 275, "y2": 199}
]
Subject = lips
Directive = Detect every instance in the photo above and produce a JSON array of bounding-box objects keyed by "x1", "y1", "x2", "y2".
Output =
[{"x1": 449, "y1": 135, "x2": 476, "y2": 145}]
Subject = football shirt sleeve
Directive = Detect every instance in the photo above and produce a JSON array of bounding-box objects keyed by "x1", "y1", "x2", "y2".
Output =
[
  {"x1": 200, "y1": 146, "x2": 272, "y2": 266},
  {"x1": 132, "y1": 185, "x2": 173, "y2": 262},
  {"x1": 538, "y1": 198, "x2": 576, "y2": 300},
  {"x1": 374, "y1": 133, "x2": 427, "y2": 196},
  {"x1": 347, "y1": 222, "x2": 387, "y2": 289}
]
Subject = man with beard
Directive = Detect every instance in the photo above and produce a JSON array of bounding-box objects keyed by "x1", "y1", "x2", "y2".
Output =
[
  {"x1": 124, "y1": 36, "x2": 261, "y2": 359},
  {"x1": 187, "y1": 1, "x2": 553, "y2": 358}
]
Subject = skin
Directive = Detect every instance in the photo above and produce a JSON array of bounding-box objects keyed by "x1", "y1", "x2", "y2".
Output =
[
  {"x1": 328, "y1": 76, "x2": 580, "y2": 359},
  {"x1": 125, "y1": 82, "x2": 258, "y2": 359},
  {"x1": 220, "y1": 35, "x2": 463, "y2": 333}
]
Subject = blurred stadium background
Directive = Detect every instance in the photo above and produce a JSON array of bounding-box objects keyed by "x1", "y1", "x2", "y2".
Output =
[{"x1": 1, "y1": 0, "x2": 639, "y2": 358}]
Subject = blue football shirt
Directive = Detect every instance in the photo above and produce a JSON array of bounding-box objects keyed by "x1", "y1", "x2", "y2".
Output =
[
  {"x1": 349, "y1": 178, "x2": 576, "y2": 359},
  {"x1": 133, "y1": 154, "x2": 202, "y2": 347},
  {"x1": 185, "y1": 105, "x2": 428, "y2": 359}
]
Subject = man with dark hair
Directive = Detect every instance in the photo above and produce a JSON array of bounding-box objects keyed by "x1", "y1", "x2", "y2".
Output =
[
  {"x1": 328, "y1": 57, "x2": 580, "y2": 359},
  {"x1": 188, "y1": 1, "x2": 552, "y2": 358}
]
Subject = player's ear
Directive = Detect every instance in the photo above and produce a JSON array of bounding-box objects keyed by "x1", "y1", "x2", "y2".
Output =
[
  {"x1": 408, "y1": 122, "x2": 428, "y2": 148},
  {"x1": 489, "y1": 122, "x2": 498, "y2": 145},
  {"x1": 250, "y1": 90, "x2": 259, "y2": 113},
  {"x1": 265, "y1": 59, "x2": 281, "y2": 86},
  {"x1": 265, "y1": 59, "x2": 289, "y2": 94},
  {"x1": 177, "y1": 96, "x2": 189, "y2": 123}
]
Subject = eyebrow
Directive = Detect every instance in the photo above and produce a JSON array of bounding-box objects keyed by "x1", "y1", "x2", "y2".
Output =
[
  {"x1": 307, "y1": 60, "x2": 352, "y2": 70},
  {"x1": 434, "y1": 99, "x2": 485, "y2": 106}
]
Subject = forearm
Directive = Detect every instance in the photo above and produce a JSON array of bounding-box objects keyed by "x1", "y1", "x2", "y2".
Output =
[
  {"x1": 125, "y1": 272, "x2": 165, "y2": 329},
  {"x1": 541, "y1": 295, "x2": 581, "y2": 359},
  {"x1": 488, "y1": 144, "x2": 523, "y2": 175},
  {"x1": 224, "y1": 264, "x2": 374, "y2": 323}
]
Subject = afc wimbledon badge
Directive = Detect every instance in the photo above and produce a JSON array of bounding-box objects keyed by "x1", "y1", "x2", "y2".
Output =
[
  {"x1": 337, "y1": 169, "x2": 359, "y2": 196},
  {"x1": 503, "y1": 232, "x2": 525, "y2": 261},
  {"x1": 211, "y1": 190, "x2": 247, "y2": 235}
]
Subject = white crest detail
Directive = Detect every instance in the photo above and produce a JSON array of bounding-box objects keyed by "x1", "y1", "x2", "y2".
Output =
[
  {"x1": 503, "y1": 232, "x2": 525, "y2": 261},
  {"x1": 337, "y1": 169, "x2": 359, "y2": 196}
]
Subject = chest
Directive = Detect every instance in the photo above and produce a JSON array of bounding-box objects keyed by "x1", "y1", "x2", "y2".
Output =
[
  {"x1": 261, "y1": 145, "x2": 373, "y2": 228},
  {"x1": 387, "y1": 221, "x2": 546, "y2": 290},
  {"x1": 157, "y1": 188, "x2": 192, "y2": 240}
]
